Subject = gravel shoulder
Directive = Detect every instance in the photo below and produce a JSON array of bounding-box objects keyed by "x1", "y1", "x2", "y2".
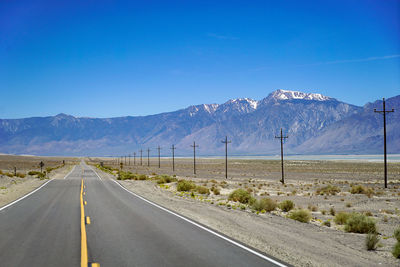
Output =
[
  {"x1": 94, "y1": 168, "x2": 399, "y2": 267},
  {"x1": 0, "y1": 164, "x2": 75, "y2": 208}
]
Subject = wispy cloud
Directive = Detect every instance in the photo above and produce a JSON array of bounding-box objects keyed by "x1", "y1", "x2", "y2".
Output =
[
  {"x1": 307, "y1": 54, "x2": 400, "y2": 66},
  {"x1": 207, "y1": 33, "x2": 239, "y2": 40}
]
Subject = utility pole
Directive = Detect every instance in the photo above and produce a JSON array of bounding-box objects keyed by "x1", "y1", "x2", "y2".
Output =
[
  {"x1": 133, "y1": 152, "x2": 136, "y2": 166},
  {"x1": 39, "y1": 161, "x2": 44, "y2": 173},
  {"x1": 147, "y1": 148, "x2": 151, "y2": 167},
  {"x1": 140, "y1": 149, "x2": 143, "y2": 166},
  {"x1": 190, "y1": 141, "x2": 199, "y2": 175},
  {"x1": 170, "y1": 144, "x2": 176, "y2": 172},
  {"x1": 275, "y1": 128, "x2": 288, "y2": 184},
  {"x1": 221, "y1": 136, "x2": 231, "y2": 179},
  {"x1": 157, "y1": 145, "x2": 161, "y2": 168},
  {"x1": 128, "y1": 154, "x2": 131, "y2": 166},
  {"x1": 374, "y1": 98, "x2": 395, "y2": 188}
]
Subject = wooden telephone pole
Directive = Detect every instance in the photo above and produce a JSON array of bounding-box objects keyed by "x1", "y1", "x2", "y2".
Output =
[
  {"x1": 374, "y1": 98, "x2": 395, "y2": 188},
  {"x1": 139, "y1": 149, "x2": 143, "y2": 166},
  {"x1": 147, "y1": 148, "x2": 151, "y2": 167},
  {"x1": 190, "y1": 141, "x2": 199, "y2": 175},
  {"x1": 221, "y1": 136, "x2": 231, "y2": 179},
  {"x1": 275, "y1": 128, "x2": 288, "y2": 184},
  {"x1": 170, "y1": 144, "x2": 176, "y2": 172},
  {"x1": 157, "y1": 145, "x2": 161, "y2": 168}
]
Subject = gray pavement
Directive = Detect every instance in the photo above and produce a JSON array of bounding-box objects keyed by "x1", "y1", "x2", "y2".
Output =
[{"x1": 0, "y1": 163, "x2": 287, "y2": 267}]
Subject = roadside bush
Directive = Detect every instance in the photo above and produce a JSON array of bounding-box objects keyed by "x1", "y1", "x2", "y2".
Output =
[
  {"x1": 394, "y1": 227, "x2": 400, "y2": 242},
  {"x1": 350, "y1": 185, "x2": 374, "y2": 197},
  {"x1": 156, "y1": 175, "x2": 177, "y2": 184},
  {"x1": 316, "y1": 185, "x2": 341, "y2": 195},
  {"x1": 15, "y1": 173, "x2": 26, "y2": 178},
  {"x1": 344, "y1": 213, "x2": 376, "y2": 234},
  {"x1": 119, "y1": 171, "x2": 137, "y2": 180},
  {"x1": 279, "y1": 200, "x2": 295, "y2": 212},
  {"x1": 137, "y1": 174, "x2": 148, "y2": 180},
  {"x1": 288, "y1": 209, "x2": 311, "y2": 223},
  {"x1": 334, "y1": 212, "x2": 351, "y2": 225},
  {"x1": 366, "y1": 232, "x2": 379, "y2": 251},
  {"x1": 322, "y1": 220, "x2": 331, "y2": 227},
  {"x1": 252, "y1": 198, "x2": 277, "y2": 212},
  {"x1": 28, "y1": 171, "x2": 45, "y2": 178},
  {"x1": 177, "y1": 180, "x2": 196, "y2": 192},
  {"x1": 211, "y1": 187, "x2": 220, "y2": 195},
  {"x1": 228, "y1": 188, "x2": 255, "y2": 204},
  {"x1": 196, "y1": 186, "x2": 210, "y2": 195},
  {"x1": 393, "y1": 242, "x2": 400, "y2": 258}
]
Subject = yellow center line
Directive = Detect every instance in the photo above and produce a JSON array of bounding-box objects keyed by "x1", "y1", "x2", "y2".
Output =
[
  {"x1": 81, "y1": 178, "x2": 100, "y2": 267},
  {"x1": 81, "y1": 179, "x2": 88, "y2": 267}
]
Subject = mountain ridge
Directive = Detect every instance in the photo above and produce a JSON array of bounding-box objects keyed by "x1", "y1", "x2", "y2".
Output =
[{"x1": 0, "y1": 90, "x2": 398, "y2": 156}]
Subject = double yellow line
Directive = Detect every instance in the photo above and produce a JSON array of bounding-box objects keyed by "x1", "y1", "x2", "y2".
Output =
[{"x1": 81, "y1": 179, "x2": 99, "y2": 267}]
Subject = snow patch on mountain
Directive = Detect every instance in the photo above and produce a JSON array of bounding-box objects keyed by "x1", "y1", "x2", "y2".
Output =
[{"x1": 269, "y1": 89, "x2": 332, "y2": 101}]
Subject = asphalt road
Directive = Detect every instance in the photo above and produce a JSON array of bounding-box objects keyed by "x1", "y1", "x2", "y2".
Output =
[{"x1": 0, "y1": 163, "x2": 287, "y2": 267}]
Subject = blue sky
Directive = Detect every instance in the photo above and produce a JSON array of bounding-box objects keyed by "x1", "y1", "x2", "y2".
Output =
[{"x1": 1, "y1": 0, "x2": 399, "y2": 119}]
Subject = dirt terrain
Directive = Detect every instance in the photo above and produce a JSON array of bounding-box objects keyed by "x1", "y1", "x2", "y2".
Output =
[
  {"x1": 0, "y1": 155, "x2": 79, "y2": 207},
  {"x1": 88, "y1": 157, "x2": 400, "y2": 267}
]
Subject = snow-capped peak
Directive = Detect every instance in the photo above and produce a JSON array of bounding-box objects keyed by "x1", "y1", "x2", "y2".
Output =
[
  {"x1": 221, "y1": 98, "x2": 259, "y2": 113},
  {"x1": 269, "y1": 89, "x2": 331, "y2": 101}
]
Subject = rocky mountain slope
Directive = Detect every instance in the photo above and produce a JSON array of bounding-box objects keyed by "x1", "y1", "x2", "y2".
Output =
[{"x1": 0, "y1": 90, "x2": 398, "y2": 156}]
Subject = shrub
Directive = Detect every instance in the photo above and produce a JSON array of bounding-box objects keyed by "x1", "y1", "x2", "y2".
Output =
[
  {"x1": 334, "y1": 212, "x2": 351, "y2": 225},
  {"x1": 137, "y1": 174, "x2": 148, "y2": 180},
  {"x1": 322, "y1": 220, "x2": 331, "y2": 227},
  {"x1": 350, "y1": 185, "x2": 374, "y2": 197},
  {"x1": 15, "y1": 172, "x2": 26, "y2": 178},
  {"x1": 316, "y1": 185, "x2": 341, "y2": 195},
  {"x1": 211, "y1": 187, "x2": 220, "y2": 195},
  {"x1": 366, "y1": 232, "x2": 379, "y2": 251},
  {"x1": 288, "y1": 209, "x2": 311, "y2": 223},
  {"x1": 28, "y1": 171, "x2": 45, "y2": 178},
  {"x1": 252, "y1": 198, "x2": 277, "y2": 212},
  {"x1": 394, "y1": 227, "x2": 400, "y2": 242},
  {"x1": 119, "y1": 171, "x2": 137, "y2": 180},
  {"x1": 393, "y1": 242, "x2": 400, "y2": 258},
  {"x1": 177, "y1": 180, "x2": 196, "y2": 192},
  {"x1": 344, "y1": 213, "x2": 376, "y2": 234},
  {"x1": 196, "y1": 186, "x2": 210, "y2": 195},
  {"x1": 330, "y1": 207, "x2": 336, "y2": 216},
  {"x1": 228, "y1": 189, "x2": 255, "y2": 204},
  {"x1": 279, "y1": 200, "x2": 295, "y2": 212},
  {"x1": 308, "y1": 205, "x2": 318, "y2": 212},
  {"x1": 156, "y1": 175, "x2": 177, "y2": 184}
]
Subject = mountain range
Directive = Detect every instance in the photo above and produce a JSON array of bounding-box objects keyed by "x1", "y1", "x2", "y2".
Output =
[{"x1": 0, "y1": 89, "x2": 399, "y2": 156}]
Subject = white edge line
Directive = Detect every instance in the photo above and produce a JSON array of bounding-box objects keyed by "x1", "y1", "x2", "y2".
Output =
[
  {"x1": 112, "y1": 180, "x2": 287, "y2": 267},
  {"x1": 64, "y1": 165, "x2": 77, "y2": 179},
  {"x1": 0, "y1": 164, "x2": 78, "y2": 212},
  {"x1": 88, "y1": 165, "x2": 102, "y2": 181}
]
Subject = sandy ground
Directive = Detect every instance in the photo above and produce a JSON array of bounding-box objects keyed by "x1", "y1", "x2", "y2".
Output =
[
  {"x1": 0, "y1": 155, "x2": 77, "y2": 208},
  {"x1": 89, "y1": 157, "x2": 400, "y2": 267}
]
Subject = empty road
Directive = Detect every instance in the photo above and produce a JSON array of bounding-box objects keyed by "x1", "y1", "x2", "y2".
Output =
[{"x1": 0, "y1": 163, "x2": 287, "y2": 267}]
